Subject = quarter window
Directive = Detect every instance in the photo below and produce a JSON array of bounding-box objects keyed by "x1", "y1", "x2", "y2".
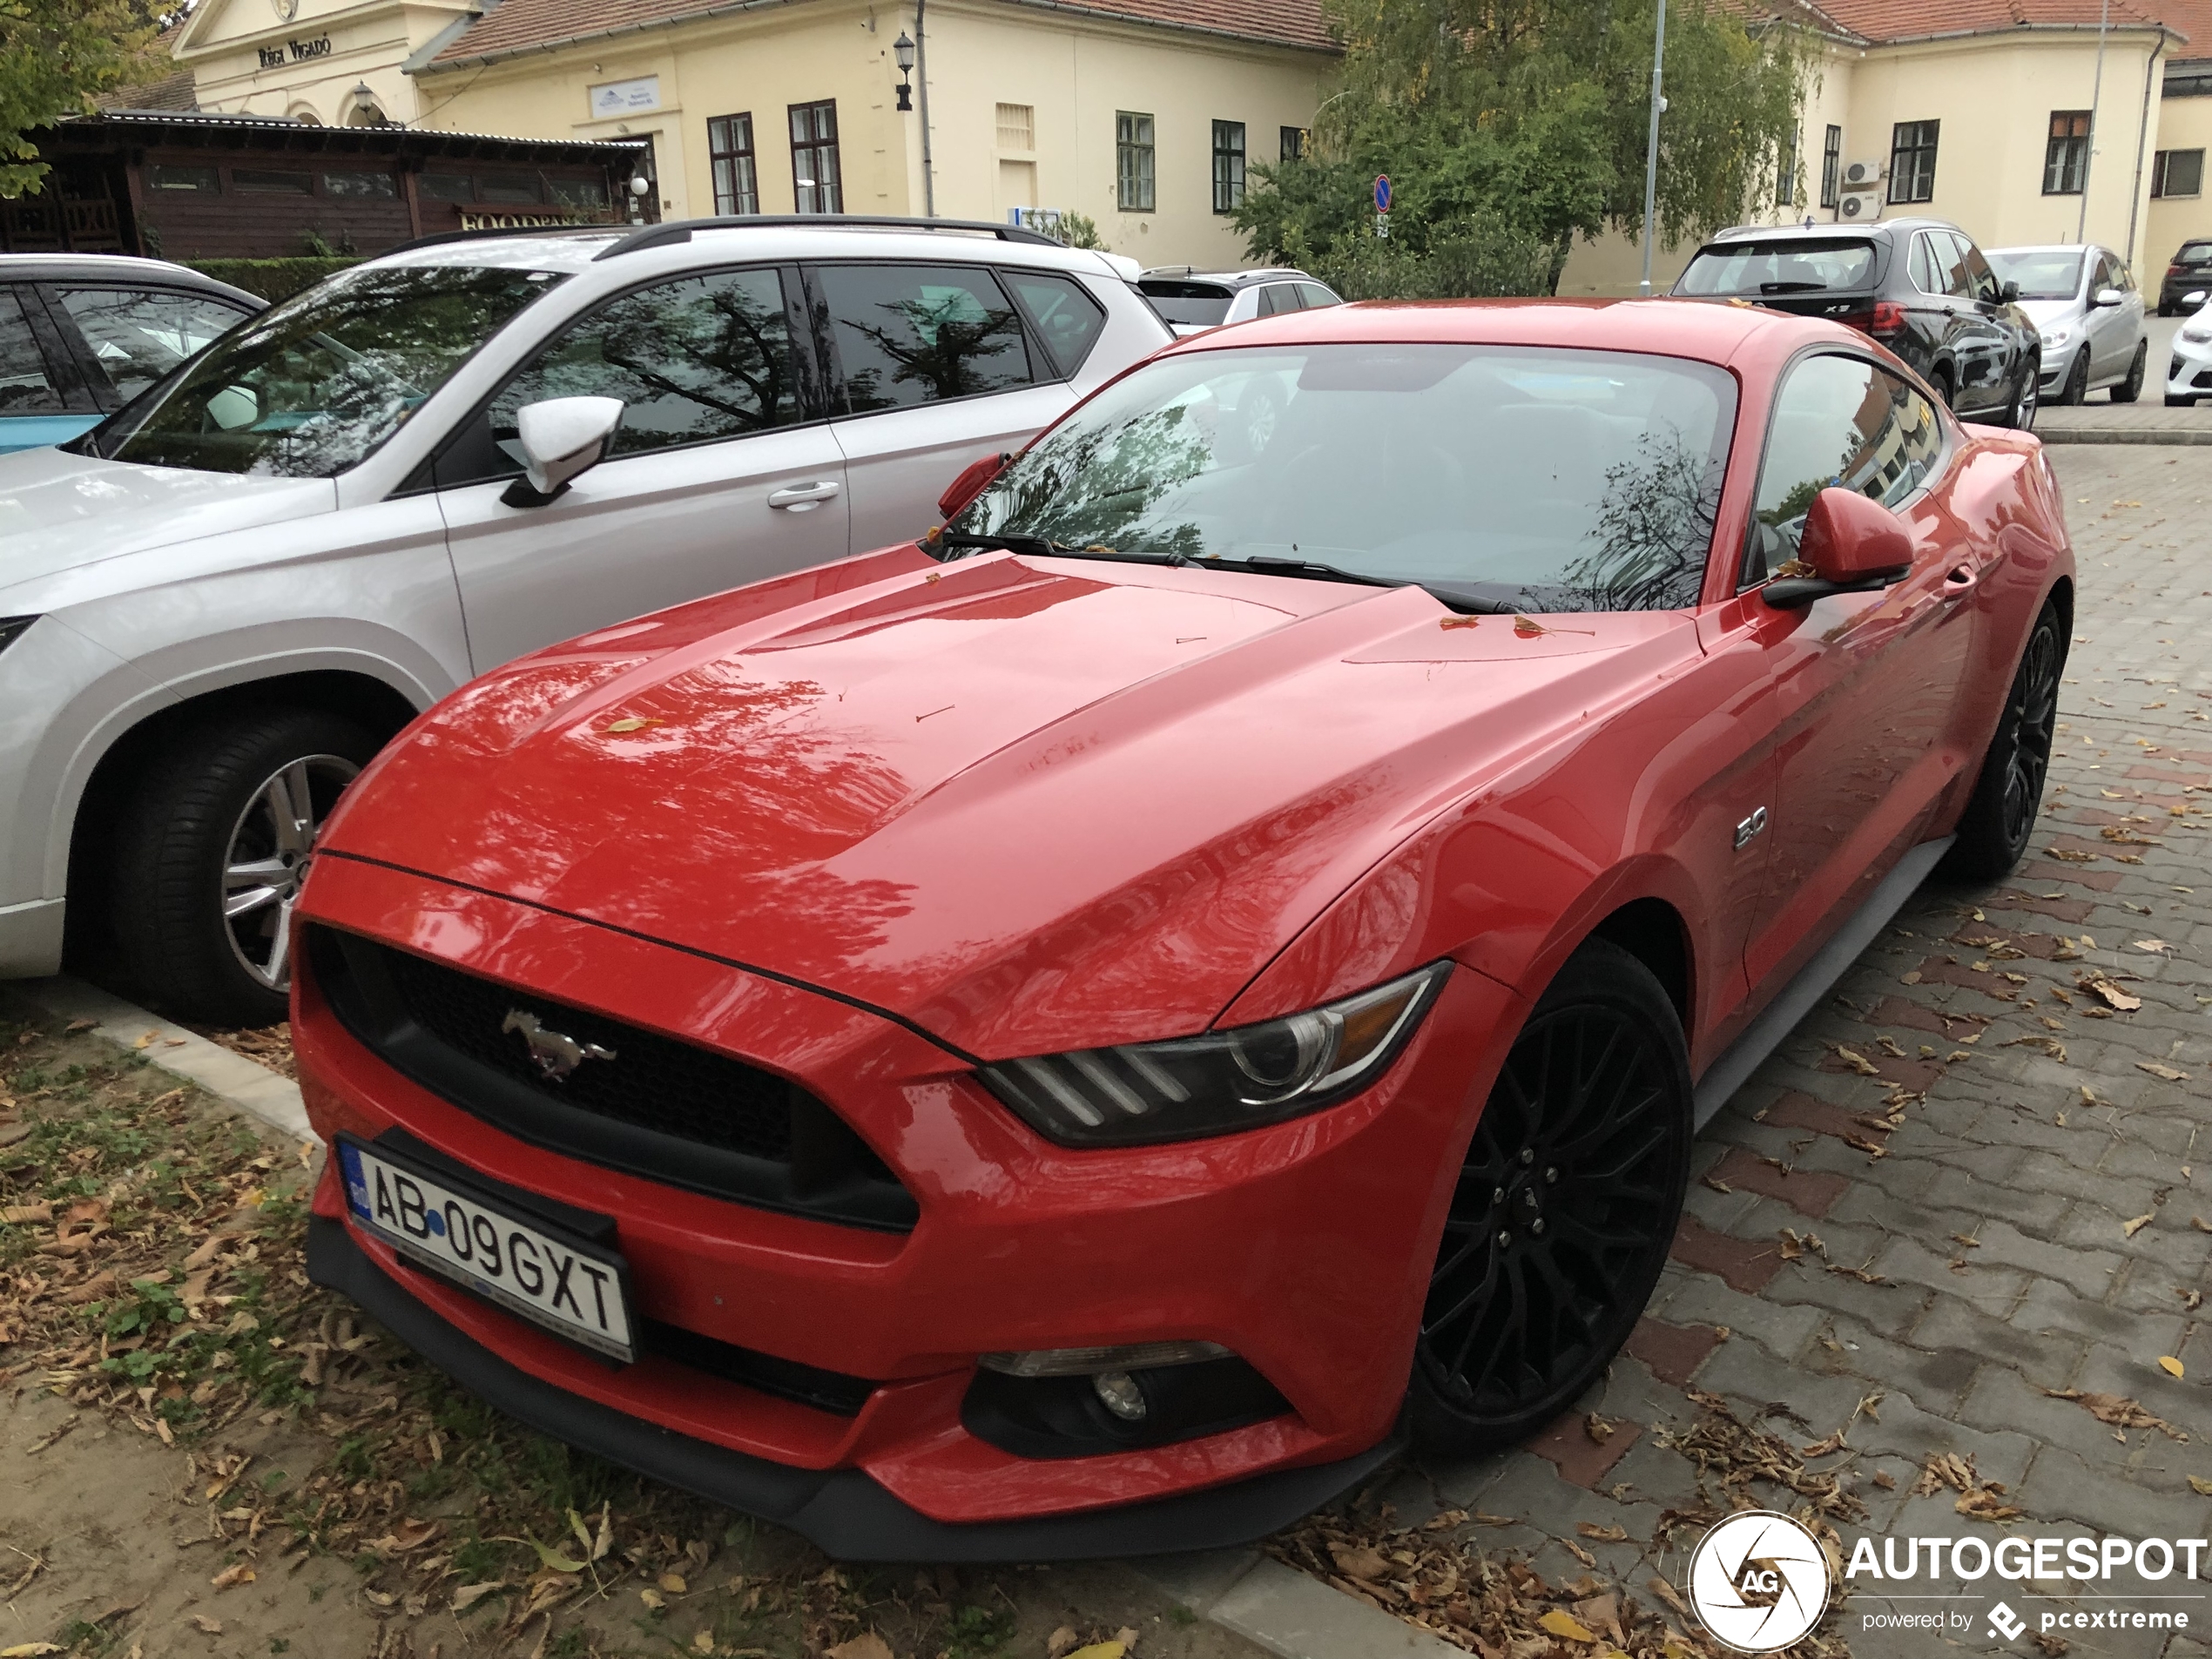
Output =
[
  {"x1": 790, "y1": 101, "x2": 842, "y2": 213},
  {"x1": 1212, "y1": 120, "x2": 1246, "y2": 214},
  {"x1": 0, "y1": 291, "x2": 64, "y2": 413},
  {"x1": 56, "y1": 287, "x2": 249, "y2": 402},
  {"x1": 1116, "y1": 111, "x2": 1156, "y2": 212},
  {"x1": 1820, "y1": 125, "x2": 1842, "y2": 209},
  {"x1": 2152, "y1": 148, "x2": 2205, "y2": 198},
  {"x1": 1888, "y1": 119, "x2": 1939, "y2": 204},
  {"x1": 818, "y1": 262, "x2": 1032, "y2": 410},
  {"x1": 708, "y1": 112, "x2": 759, "y2": 214},
  {"x1": 1749, "y1": 354, "x2": 1939, "y2": 581},
  {"x1": 2044, "y1": 111, "x2": 2092, "y2": 195},
  {"x1": 1000, "y1": 269, "x2": 1107, "y2": 378}
]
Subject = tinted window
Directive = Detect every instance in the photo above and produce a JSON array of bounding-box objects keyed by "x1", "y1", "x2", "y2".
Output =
[
  {"x1": 1750, "y1": 354, "x2": 1939, "y2": 576},
  {"x1": 1986, "y1": 250, "x2": 2082, "y2": 301},
  {"x1": 96, "y1": 264, "x2": 561, "y2": 477},
  {"x1": 57, "y1": 287, "x2": 249, "y2": 401},
  {"x1": 1296, "y1": 282, "x2": 1340, "y2": 309},
  {"x1": 1001, "y1": 270, "x2": 1105, "y2": 377},
  {"x1": 1257, "y1": 282, "x2": 1303, "y2": 317},
  {"x1": 1139, "y1": 280, "x2": 1235, "y2": 327},
  {"x1": 819, "y1": 263, "x2": 1032, "y2": 411},
  {"x1": 2180, "y1": 242, "x2": 2212, "y2": 267},
  {"x1": 1931, "y1": 233, "x2": 1975, "y2": 300},
  {"x1": 1908, "y1": 235, "x2": 1939, "y2": 293},
  {"x1": 1676, "y1": 238, "x2": 1876, "y2": 296},
  {"x1": 952, "y1": 343, "x2": 1737, "y2": 615},
  {"x1": 0, "y1": 291, "x2": 64, "y2": 413},
  {"x1": 490, "y1": 266, "x2": 797, "y2": 463},
  {"x1": 1955, "y1": 236, "x2": 2001, "y2": 303}
]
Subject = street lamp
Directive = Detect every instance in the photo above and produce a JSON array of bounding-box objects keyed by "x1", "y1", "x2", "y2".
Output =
[
  {"x1": 893, "y1": 31, "x2": 915, "y2": 112},
  {"x1": 349, "y1": 80, "x2": 386, "y2": 126}
]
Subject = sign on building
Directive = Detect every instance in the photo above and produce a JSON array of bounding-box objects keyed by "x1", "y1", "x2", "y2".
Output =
[{"x1": 589, "y1": 77, "x2": 661, "y2": 118}]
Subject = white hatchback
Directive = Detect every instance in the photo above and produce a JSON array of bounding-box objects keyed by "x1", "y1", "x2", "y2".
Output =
[{"x1": 0, "y1": 217, "x2": 1170, "y2": 1023}]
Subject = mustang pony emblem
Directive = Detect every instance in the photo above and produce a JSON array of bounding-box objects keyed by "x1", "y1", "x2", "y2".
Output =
[{"x1": 502, "y1": 1008, "x2": 616, "y2": 1081}]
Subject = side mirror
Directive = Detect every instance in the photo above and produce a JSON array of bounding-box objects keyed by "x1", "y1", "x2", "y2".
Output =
[
  {"x1": 502, "y1": 396, "x2": 624, "y2": 507},
  {"x1": 2092, "y1": 287, "x2": 2125, "y2": 308},
  {"x1": 1764, "y1": 487, "x2": 1914, "y2": 608},
  {"x1": 938, "y1": 450, "x2": 1009, "y2": 522},
  {"x1": 1999, "y1": 280, "x2": 2021, "y2": 305}
]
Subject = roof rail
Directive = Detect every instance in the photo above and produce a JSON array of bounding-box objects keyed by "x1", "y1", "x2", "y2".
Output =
[
  {"x1": 379, "y1": 223, "x2": 625, "y2": 258},
  {"x1": 591, "y1": 213, "x2": 1064, "y2": 260}
]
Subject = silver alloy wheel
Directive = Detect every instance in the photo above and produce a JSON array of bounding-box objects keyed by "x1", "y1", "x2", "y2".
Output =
[{"x1": 221, "y1": 753, "x2": 360, "y2": 993}]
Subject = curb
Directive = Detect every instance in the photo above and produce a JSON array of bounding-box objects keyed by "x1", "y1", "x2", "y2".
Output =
[
  {"x1": 2031, "y1": 425, "x2": 2212, "y2": 445},
  {"x1": 4, "y1": 978, "x2": 1444, "y2": 1654},
  {"x1": 10, "y1": 974, "x2": 311, "y2": 1145}
]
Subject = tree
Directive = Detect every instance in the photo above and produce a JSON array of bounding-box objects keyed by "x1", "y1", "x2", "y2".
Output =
[
  {"x1": 1, "y1": 0, "x2": 177, "y2": 198},
  {"x1": 1238, "y1": 0, "x2": 1810, "y2": 297}
]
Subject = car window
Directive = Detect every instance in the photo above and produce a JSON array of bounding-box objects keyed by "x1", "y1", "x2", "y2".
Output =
[
  {"x1": 1907, "y1": 235, "x2": 1938, "y2": 294},
  {"x1": 1986, "y1": 250, "x2": 2082, "y2": 301},
  {"x1": 92, "y1": 263, "x2": 563, "y2": 477},
  {"x1": 1675, "y1": 238, "x2": 1876, "y2": 296},
  {"x1": 55, "y1": 287, "x2": 250, "y2": 402},
  {"x1": 489, "y1": 266, "x2": 798, "y2": 468},
  {"x1": 0, "y1": 290, "x2": 65, "y2": 414},
  {"x1": 1929, "y1": 234, "x2": 1975, "y2": 300},
  {"x1": 1954, "y1": 237, "x2": 2002, "y2": 304},
  {"x1": 2181, "y1": 242, "x2": 2212, "y2": 268},
  {"x1": 1258, "y1": 283, "x2": 1304, "y2": 317},
  {"x1": 1138, "y1": 280, "x2": 1235, "y2": 327},
  {"x1": 1297, "y1": 282, "x2": 1340, "y2": 309},
  {"x1": 1748, "y1": 354, "x2": 1938, "y2": 581},
  {"x1": 817, "y1": 263, "x2": 1033, "y2": 413},
  {"x1": 951, "y1": 342, "x2": 1737, "y2": 614},
  {"x1": 1000, "y1": 269, "x2": 1107, "y2": 378}
]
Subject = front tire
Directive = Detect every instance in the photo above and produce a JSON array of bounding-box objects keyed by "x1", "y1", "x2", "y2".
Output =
[
  {"x1": 1407, "y1": 939, "x2": 1692, "y2": 1456},
  {"x1": 110, "y1": 708, "x2": 374, "y2": 1027},
  {"x1": 2110, "y1": 341, "x2": 2147, "y2": 404},
  {"x1": 1941, "y1": 602, "x2": 2064, "y2": 883},
  {"x1": 2055, "y1": 350, "x2": 2089, "y2": 407}
]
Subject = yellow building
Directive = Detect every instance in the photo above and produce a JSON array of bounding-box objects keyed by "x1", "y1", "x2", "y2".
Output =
[{"x1": 175, "y1": 0, "x2": 478, "y2": 128}]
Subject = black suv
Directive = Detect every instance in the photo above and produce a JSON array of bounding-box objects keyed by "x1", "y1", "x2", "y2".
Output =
[
  {"x1": 1672, "y1": 218, "x2": 2040, "y2": 428},
  {"x1": 2157, "y1": 238, "x2": 2212, "y2": 316}
]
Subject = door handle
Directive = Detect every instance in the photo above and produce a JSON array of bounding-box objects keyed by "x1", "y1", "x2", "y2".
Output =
[
  {"x1": 768, "y1": 481, "x2": 841, "y2": 510},
  {"x1": 1941, "y1": 563, "x2": 1979, "y2": 599}
]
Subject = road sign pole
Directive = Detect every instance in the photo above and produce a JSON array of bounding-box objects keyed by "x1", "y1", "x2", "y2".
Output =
[{"x1": 1640, "y1": 0, "x2": 1667, "y2": 296}]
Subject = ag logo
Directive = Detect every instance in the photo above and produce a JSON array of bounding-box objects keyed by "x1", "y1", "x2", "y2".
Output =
[{"x1": 1686, "y1": 1510, "x2": 1831, "y2": 1652}]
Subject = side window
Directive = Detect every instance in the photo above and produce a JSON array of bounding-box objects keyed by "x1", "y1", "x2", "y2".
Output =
[
  {"x1": 1000, "y1": 270, "x2": 1106, "y2": 378},
  {"x1": 1747, "y1": 355, "x2": 1927, "y2": 581},
  {"x1": 1908, "y1": 234, "x2": 1939, "y2": 294},
  {"x1": 1260, "y1": 282, "x2": 1306, "y2": 317},
  {"x1": 0, "y1": 290, "x2": 65, "y2": 413},
  {"x1": 1956, "y1": 237, "x2": 2001, "y2": 304},
  {"x1": 1932, "y1": 234, "x2": 1975, "y2": 300},
  {"x1": 1296, "y1": 282, "x2": 1340, "y2": 309},
  {"x1": 55, "y1": 287, "x2": 248, "y2": 402},
  {"x1": 449, "y1": 266, "x2": 797, "y2": 485},
  {"x1": 816, "y1": 263, "x2": 1033, "y2": 412}
]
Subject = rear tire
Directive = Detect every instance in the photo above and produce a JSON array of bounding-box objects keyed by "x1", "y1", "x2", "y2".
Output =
[
  {"x1": 2056, "y1": 351, "x2": 2089, "y2": 407},
  {"x1": 1941, "y1": 603, "x2": 2064, "y2": 884},
  {"x1": 1406, "y1": 939, "x2": 1691, "y2": 1457},
  {"x1": 1931, "y1": 367, "x2": 1956, "y2": 410},
  {"x1": 2110, "y1": 341, "x2": 2147, "y2": 404},
  {"x1": 2003, "y1": 359, "x2": 2040, "y2": 428},
  {"x1": 109, "y1": 707, "x2": 375, "y2": 1028}
]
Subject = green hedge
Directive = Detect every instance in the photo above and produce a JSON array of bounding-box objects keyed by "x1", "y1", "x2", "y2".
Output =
[{"x1": 182, "y1": 257, "x2": 363, "y2": 303}]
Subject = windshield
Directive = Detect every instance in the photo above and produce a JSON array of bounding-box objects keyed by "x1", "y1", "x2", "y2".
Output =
[
  {"x1": 2179, "y1": 243, "x2": 2212, "y2": 267},
  {"x1": 948, "y1": 343, "x2": 1737, "y2": 613},
  {"x1": 91, "y1": 263, "x2": 564, "y2": 477},
  {"x1": 1140, "y1": 280, "x2": 1236, "y2": 327},
  {"x1": 1676, "y1": 239, "x2": 1876, "y2": 296},
  {"x1": 1986, "y1": 250, "x2": 2082, "y2": 301}
]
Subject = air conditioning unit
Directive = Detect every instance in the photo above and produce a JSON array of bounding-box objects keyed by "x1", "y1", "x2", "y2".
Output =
[
  {"x1": 1841, "y1": 158, "x2": 1885, "y2": 190},
  {"x1": 1838, "y1": 189, "x2": 1884, "y2": 222}
]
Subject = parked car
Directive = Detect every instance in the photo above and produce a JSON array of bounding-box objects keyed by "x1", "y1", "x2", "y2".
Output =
[
  {"x1": 2155, "y1": 237, "x2": 2212, "y2": 316},
  {"x1": 2167, "y1": 302, "x2": 2212, "y2": 405},
  {"x1": 0, "y1": 217, "x2": 1172, "y2": 1025},
  {"x1": 1984, "y1": 244, "x2": 2148, "y2": 405},
  {"x1": 1673, "y1": 218, "x2": 2041, "y2": 427},
  {"x1": 1137, "y1": 266, "x2": 1342, "y2": 335},
  {"x1": 0, "y1": 254, "x2": 260, "y2": 455},
  {"x1": 293, "y1": 297, "x2": 2072, "y2": 1559}
]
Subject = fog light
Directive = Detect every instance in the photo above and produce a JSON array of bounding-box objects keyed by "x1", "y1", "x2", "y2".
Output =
[
  {"x1": 1092, "y1": 1371, "x2": 1148, "y2": 1420},
  {"x1": 977, "y1": 1340, "x2": 1231, "y2": 1378}
]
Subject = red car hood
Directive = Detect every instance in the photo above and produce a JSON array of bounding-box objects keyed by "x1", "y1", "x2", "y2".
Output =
[{"x1": 320, "y1": 550, "x2": 1698, "y2": 1058}]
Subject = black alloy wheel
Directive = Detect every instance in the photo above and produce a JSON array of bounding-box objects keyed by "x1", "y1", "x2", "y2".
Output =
[
  {"x1": 1942, "y1": 602, "x2": 2065, "y2": 882},
  {"x1": 2057, "y1": 350, "x2": 2090, "y2": 407},
  {"x1": 2111, "y1": 341, "x2": 2148, "y2": 404},
  {"x1": 1408, "y1": 940, "x2": 1691, "y2": 1454}
]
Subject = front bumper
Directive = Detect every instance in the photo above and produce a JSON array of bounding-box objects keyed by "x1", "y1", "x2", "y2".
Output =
[
  {"x1": 293, "y1": 852, "x2": 1521, "y2": 1554},
  {"x1": 2167, "y1": 339, "x2": 2212, "y2": 399}
]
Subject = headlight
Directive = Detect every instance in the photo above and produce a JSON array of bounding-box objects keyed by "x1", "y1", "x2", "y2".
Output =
[
  {"x1": 0, "y1": 617, "x2": 37, "y2": 657},
  {"x1": 979, "y1": 961, "x2": 1451, "y2": 1147},
  {"x1": 2040, "y1": 327, "x2": 2072, "y2": 350}
]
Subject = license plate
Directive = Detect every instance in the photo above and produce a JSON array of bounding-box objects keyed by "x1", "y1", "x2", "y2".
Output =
[{"x1": 337, "y1": 1136, "x2": 636, "y2": 1362}]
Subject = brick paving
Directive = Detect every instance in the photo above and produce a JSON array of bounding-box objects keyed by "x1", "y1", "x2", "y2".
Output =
[{"x1": 1386, "y1": 448, "x2": 2212, "y2": 1657}]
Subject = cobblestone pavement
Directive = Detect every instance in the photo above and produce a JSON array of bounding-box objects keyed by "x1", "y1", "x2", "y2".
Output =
[{"x1": 1383, "y1": 447, "x2": 2212, "y2": 1658}]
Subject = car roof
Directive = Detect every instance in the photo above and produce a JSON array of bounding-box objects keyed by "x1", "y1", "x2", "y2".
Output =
[
  {"x1": 1706, "y1": 218, "x2": 1952, "y2": 246},
  {"x1": 1986, "y1": 243, "x2": 2103, "y2": 256},
  {"x1": 1141, "y1": 267, "x2": 1312, "y2": 287},
  {"x1": 0, "y1": 252, "x2": 252, "y2": 288}
]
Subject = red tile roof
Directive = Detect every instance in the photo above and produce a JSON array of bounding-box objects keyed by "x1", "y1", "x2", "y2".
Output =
[
  {"x1": 1816, "y1": 0, "x2": 2174, "y2": 40},
  {"x1": 422, "y1": 0, "x2": 1334, "y2": 69}
]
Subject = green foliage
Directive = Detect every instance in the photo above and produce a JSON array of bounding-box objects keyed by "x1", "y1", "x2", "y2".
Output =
[
  {"x1": 1237, "y1": 0, "x2": 1811, "y2": 296},
  {"x1": 1055, "y1": 209, "x2": 1106, "y2": 251},
  {"x1": 182, "y1": 258, "x2": 362, "y2": 303},
  {"x1": 0, "y1": 0, "x2": 176, "y2": 197}
]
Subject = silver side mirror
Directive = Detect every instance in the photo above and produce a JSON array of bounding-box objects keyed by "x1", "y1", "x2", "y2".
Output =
[
  {"x1": 2092, "y1": 287, "x2": 2125, "y2": 308},
  {"x1": 509, "y1": 396, "x2": 625, "y2": 505}
]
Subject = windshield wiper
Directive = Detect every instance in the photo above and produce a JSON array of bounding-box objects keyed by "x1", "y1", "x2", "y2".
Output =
[
  {"x1": 1191, "y1": 553, "x2": 1406, "y2": 590},
  {"x1": 934, "y1": 531, "x2": 1190, "y2": 567}
]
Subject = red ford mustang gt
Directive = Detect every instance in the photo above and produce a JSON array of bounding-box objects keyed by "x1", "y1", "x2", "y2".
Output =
[{"x1": 291, "y1": 299, "x2": 2071, "y2": 1560}]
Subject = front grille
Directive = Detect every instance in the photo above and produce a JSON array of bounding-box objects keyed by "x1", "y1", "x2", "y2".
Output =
[
  {"x1": 2175, "y1": 354, "x2": 2186, "y2": 380},
  {"x1": 309, "y1": 926, "x2": 918, "y2": 1232},
  {"x1": 2195, "y1": 369, "x2": 2212, "y2": 389}
]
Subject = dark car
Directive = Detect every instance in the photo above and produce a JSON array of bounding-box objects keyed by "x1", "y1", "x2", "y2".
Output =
[
  {"x1": 1673, "y1": 218, "x2": 2040, "y2": 428},
  {"x1": 2156, "y1": 238, "x2": 2212, "y2": 316},
  {"x1": 0, "y1": 254, "x2": 261, "y2": 455}
]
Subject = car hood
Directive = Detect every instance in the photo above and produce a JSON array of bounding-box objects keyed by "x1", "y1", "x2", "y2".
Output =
[
  {"x1": 2016, "y1": 299, "x2": 2081, "y2": 332},
  {"x1": 0, "y1": 446, "x2": 335, "y2": 597},
  {"x1": 320, "y1": 552, "x2": 1699, "y2": 1059}
]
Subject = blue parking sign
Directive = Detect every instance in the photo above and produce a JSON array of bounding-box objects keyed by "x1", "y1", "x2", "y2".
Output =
[{"x1": 1374, "y1": 175, "x2": 1392, "y2": 212}]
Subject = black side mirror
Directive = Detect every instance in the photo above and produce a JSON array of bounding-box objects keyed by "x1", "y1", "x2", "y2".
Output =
[{"x1": 1999, "y1": 280, "x2": 2020, "y2": 305}]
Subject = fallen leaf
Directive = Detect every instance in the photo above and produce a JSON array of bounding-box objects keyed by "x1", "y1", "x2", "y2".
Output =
[
  {"x1": 1541, "y1": 1611, "x2": 1599, "y2": 1643},
  {"x1": 2190, "y1": 1477, "x2": 2212, "y2": 1497},
  {"x1": 2124, "y1": 1213, "x2": 2155, "y2": 1238},
  {"x1": 2159, "y1": 1356, "x2": 2185, "y2": 1379},
  {"x1": 2132, "y1": 939, "x2": 2175, "y2": 954},
  {"x1": 0, "y1": 1647, "x2": 64, "y2": 1658},
  {"x1": 825, "y1": 1638, "x2": 897, "y2": 1659},
  {"x1": 658, "y1": 1572, "x2": 687, "y2": 1595},
  {"x1": 604, "y1": 717, "x2": 663, "y2": 734},
  {"x1": 1048, "y1": 1628, "x2": 1082, "y2": 1659},
  {"x1": 1957, "y1": 1485, "x2": 2025, "y2": 1522},
  {"x1": 1832, "y1": 1045, "x2": 1881, "y2": 1076},
  {"x1": 639, "y1": 1588, "x2": 666, "y2": 1610},
  {"x1": 692, "y1": 1633, "x2": 716, "y2": 1656},
  {"x1": 1576, "y1": 1521, "x2": 1629, "y2": 1542},
  {"x1": 2138, "y1": 1062, "x2": 2191, "y2": 1081},
  {"x1": 450, "y1": 1582, "x2": 505, "y2": 1612},
  {"x1": 191, "y1": 1617, "x2": 222, "y2": 1635},
  {"x1": 527, "y1": 1538, "x2": 586, "y2": 1575},
  {"x1": 0, "y1": 1202, "x2": 52, "y2": 1225},
  {"x1": 1872, "y1": 1471, "x2": 1898, "y2": 1490},
  {"x1": 2043, "y1": 1388, "x2": 2186, "y2": 1440},
  {"x1": 1064, "y1": 1646, "x2": 1127, "y2": 1659},
  {"x1": 210, "y1": 1563, "x2": 255, "y2": 1590},
  {"x1": 1440, "y1": 616, "x2": 1481, "y2": 631},
  {"x1": 1585, "y1": 1413, "x2": 1615, "y2": 1444},
  {"x1": 1329, "y1": 1543, "x2": 1390, "y2": 1581},
  {"x1": 2080, "y1": 977, "x2": 2141, "y2": 1012}
]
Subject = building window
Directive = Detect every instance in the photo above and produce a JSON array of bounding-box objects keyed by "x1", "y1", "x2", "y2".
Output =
[
  {"x1": 1212, "y1": 120, "x2": 1246, "y2": 213},
  {"x1": 421, "y1": 173, "x2": 474, "y2": 202},
  {"x1": 1281, "y1": 126, "x2": 1306, "y2": 162},
  {"x1": 1888, "y1": 119, "x2": 1939, "y2": 204},
  {"x1": 995, "y1": 103, "x2": 1034, "y2": 151},
  {"x1": 789, "y1": 100, "x2": 841, "y2": 213},
  {"x1": 1820, "y1": 124, "x2": 1842, "y2": 208},
  {"x1": 147, "y1": 165, "x2": 219, "y2": 192},
  {"x1": 1776, "y1": 124, "x2": 1797, "y2": 206},
  {"x1": 708, "y1": 112, "x2": 759, "y2": 214},
  {"x1": 2044, "y1": 111, "x2": 2091, "y2": 195},
  {"x1": 2152, "y1": 147, "x2": 2205, "y2": 198},
  {"x1": 1116, "y1": 111, "x2": 1155, "y2": 212},
  {"x1": 2165, "y1": 65, "x2": 2212, "y2": 97}
]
